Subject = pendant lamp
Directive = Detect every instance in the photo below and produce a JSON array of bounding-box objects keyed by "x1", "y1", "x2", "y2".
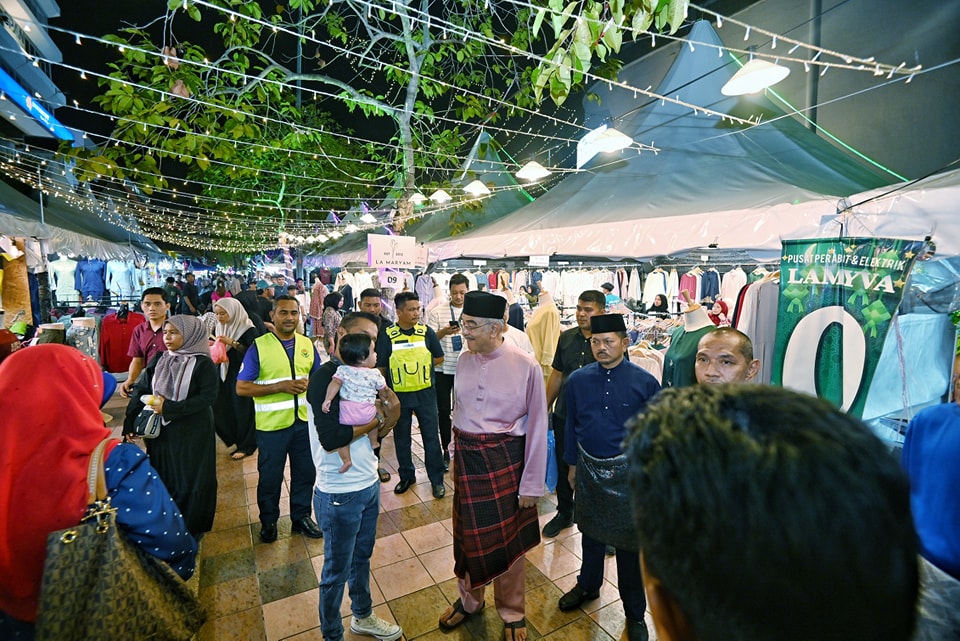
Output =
[
  {"x1": 576, "y1": 125, "x2": 634, "y2": 168},
  {"x1": 429, "y1": 189, "x2": 452, "y2": 204},
  {"x1": 463, "y1": 180, "x2": 490, "y2": 196},
  {"x1": 721, "y1": 59, "x2": 790, "y2": 96},
  {"x1": 515, "y1": 161, "x2": 551, "y2": 181}
]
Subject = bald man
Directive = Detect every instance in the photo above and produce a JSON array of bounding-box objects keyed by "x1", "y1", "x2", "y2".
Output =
[{"x1": 694, "y1": 327, "x2": 759, "y2": 385}]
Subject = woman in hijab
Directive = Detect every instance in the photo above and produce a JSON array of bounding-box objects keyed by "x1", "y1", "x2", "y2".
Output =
[
  {"x1": 708, "y1": 299, "x2": 731, "y2": 327},
  {"x1": 0, "y1": 345, "x2": 196, "y2": 637},
  {"x1": 125, "y1": 315, "x2": 219, "y2": 536},
  {"x1": 647, "y1": 293, "x2": 670, "y2": 317},
  {"x1": 322, "y1": 291, "x2": 344, "y2": 356},
  {"x1": 213, "y1": 298, "x2": 260, "y2": 460}
]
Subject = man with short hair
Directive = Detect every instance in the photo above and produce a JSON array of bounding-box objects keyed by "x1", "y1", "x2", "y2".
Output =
[
  {"x1": 541, "y1": 290, "x2": 606, "y2": 538},
  {"x1": 162, "y1": 276, "x2": 181, "y2": 313},
  {"x1": 557, "y1": 314, "x2": 659, "y2": 641},
  {"x1": 375, "y1": 292, "x2": 446, "y2": 498},
  {"x1": 358, "y1": 288, "x2": 392, "y2": 330},
  {"x1": 237, "y1": 296, "x2": 323, "y2": 543},
  {"x1": 626, "y1": 385, "x2": 919, "y2": 641},
  {"x1": 179, "y1": 272, "x2": 201, "y2": 315},
  {"x1": 425, "y1": 273, "x2": 470, "y2": 469},
  {"x1": 120, "y1": 287, "x2": 170, "y2": 398},
  {"x1": 307, "y1": 311, "x2": 403, "y2": 641},
  {"x1": 438, "y1": 292, "x2": 547, "y2": 641},
  {"x1": 694, "y1": 327, "x2": 760, "y2": 385},
  {"x1": 255, "y1": 279, "x2": 275, "y2": 327}
]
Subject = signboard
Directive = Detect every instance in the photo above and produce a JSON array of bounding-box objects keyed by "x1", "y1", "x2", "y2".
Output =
[
  {"x1": 528, "y1": 255, "x2": 550, "y2": 268},
  {"x1": 473, "y1": 259, "x2": 488, "y2": 266},
  {"x1": 367, "y1": 235, "x2": 416, "y2": 269},
  {"x1": 0, "y1": 68, "x2": 74, "y2": 142},
  {"x1": 378, "y1": 269, "x2": 404, "y2": 290},
  {"x1": 772, "y1": 237, "x2": 923, "y2": 417}
]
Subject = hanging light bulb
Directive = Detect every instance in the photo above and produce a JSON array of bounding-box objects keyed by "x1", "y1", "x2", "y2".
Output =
[
  {"x1": 463, "y1": 180, "x2": 490, "y2": 196},
  {"x1": 408, "y1": 192, "x2": 427, "y2": 205},
  {"x1": 429, "y1": 189, "x2": 452, "y2": 203},
  {"x1": 360, "y1": 212, "x2": 377, "y2": 223},
  {"x1": 721, "y1": 59, "x2": 791, "y2": 96},
  {"x1": 344, "y1": 223, "x2": 358, "y2": 233},
  {"x1": 576, "y1": 125, "x2": 634, "y2": 168},
  {"x1": 515, "y1": 161, "x2": 551, "y2": 181}
]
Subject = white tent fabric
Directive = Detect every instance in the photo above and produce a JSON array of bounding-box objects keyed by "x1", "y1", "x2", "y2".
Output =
[
  {"x1": 819, "y1": 167, "x2": 960, "y2": 258},
  {"x1": 426, "y1": 21, "x2": 894, "y2": 262}
]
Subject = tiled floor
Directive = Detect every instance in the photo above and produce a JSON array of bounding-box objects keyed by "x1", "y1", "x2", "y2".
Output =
[{"x1": 103, "y1": 393, "x2": 655, "y2": 641}]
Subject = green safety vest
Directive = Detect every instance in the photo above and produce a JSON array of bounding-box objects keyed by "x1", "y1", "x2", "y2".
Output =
[
  {"x1": 386, "y1": 323, "x2": 432, "y2": 393},
  {"x1": 252, "y1": 332, "x2": 314, "y2": 431}
]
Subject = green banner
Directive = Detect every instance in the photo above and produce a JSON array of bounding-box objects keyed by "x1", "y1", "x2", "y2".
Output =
[{"x1": 772, "y1": 237, "x2": 924, "y2": 417}]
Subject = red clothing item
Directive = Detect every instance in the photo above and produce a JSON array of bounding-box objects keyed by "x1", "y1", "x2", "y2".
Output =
[
  {"x1": 0, "y1": 344, "x2": 119, "y2": 621},
  {"x1": 100, "y1": 311, "x2": 145, "y2": 373},
  {"x1": 127, "y1": 319, "x2": 167, "y2": 364}
]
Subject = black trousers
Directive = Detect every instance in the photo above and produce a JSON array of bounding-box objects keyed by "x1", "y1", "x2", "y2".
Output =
[
  {"x1": 552, "y1": 413, "x2": 574, "y2": 517},
  {"x1": 435, "y1": 372, "x2": 455, "y2": 453}
]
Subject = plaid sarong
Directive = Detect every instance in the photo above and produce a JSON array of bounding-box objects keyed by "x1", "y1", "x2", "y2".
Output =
[{"x1": 452, "y1": 428, "x2": 541, "y2": 586}]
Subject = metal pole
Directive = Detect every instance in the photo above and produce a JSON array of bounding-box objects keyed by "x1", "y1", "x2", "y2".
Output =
[{"x1": 806, "y1": 0, "x2": 822, "y2": 131}]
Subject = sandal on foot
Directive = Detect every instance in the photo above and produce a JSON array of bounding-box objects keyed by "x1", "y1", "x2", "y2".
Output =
[
  {"x1": 438, "y1": 598, "x2": 483, "y2": 630},
  {"x1": 503, "y1": 618, "x2": 527, "y2": 641}
]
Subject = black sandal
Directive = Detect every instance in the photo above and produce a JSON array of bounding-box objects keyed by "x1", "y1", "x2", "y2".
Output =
[
  {"x1": 503, "y1": 617, "x2": 526, "y2": 641},
  {"x1": 438, "y1": 598, "x2": 484, "y2": 629}
]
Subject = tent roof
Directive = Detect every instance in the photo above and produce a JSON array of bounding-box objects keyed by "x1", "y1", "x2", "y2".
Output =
[
  {"x1": 428, "y1": 21, "x2": 896, "y2": 262},
  {"x1": 0, "y1": 178, "x2": 159, "y2": 258}
]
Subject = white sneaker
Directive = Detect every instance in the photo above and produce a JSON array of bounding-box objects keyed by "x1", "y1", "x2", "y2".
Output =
[{"x1": 350, "y1": 614, "x2": 402, "y2": 641}]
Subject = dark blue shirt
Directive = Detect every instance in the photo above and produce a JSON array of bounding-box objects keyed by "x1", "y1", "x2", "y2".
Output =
[{"x1": 563, "y1": 358, "x2": 661, "y2": 464}]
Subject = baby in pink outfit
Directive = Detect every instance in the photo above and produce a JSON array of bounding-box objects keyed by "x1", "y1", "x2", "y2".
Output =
[{"x1": 322, "y1": 333, "x2": 386, "y2": 473}]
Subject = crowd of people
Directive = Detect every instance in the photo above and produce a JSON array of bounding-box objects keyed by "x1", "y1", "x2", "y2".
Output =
[{"x1": 1, "y1": 269, "x2": 958, "y2": 641}]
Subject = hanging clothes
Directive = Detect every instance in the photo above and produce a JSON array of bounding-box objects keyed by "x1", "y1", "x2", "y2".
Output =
[
  {"x1": 720, "y1": 267, "x2": 747, "y2": 303},
  {"x1": 100, "y1": 310, "x2": 145, "y2": 373},
  {"x1": 74, "y1": 258, "x2": 106, "y2": 302}
]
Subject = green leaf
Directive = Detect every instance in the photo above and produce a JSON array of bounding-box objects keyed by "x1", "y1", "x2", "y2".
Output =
[
  {"x1": 666, "y1": 0, "x2": 689, "y2": 33},
  {"x1": 187, "y1": 5, "x2": 201, "y2": 21},
  {"x1": 532, "y1": 8, "x2": 547, "y2": 36},
  {"x1": 602, "y1": 24, "x2": 622, "y2": 53}
]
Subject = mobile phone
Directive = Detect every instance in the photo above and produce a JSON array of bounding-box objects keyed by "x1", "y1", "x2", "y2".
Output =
[{"x1": 449, "y1": 320, "x2": 459, "y2": 327}]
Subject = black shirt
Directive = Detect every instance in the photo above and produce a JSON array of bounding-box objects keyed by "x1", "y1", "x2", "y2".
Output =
[
  {"x1": 550, "y1": 326, "x2": 595, "y2": 418},
  {"x1": 180, "y1": 281, "x2": 200, "y2": 314}
]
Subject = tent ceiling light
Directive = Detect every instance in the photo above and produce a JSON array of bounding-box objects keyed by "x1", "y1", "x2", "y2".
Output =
[
  {"x1": 360, "y1": 212, "x2": 377, "y2": 223},
  {"x1": 328, "y1": 231, "x2": 342, "y2": 239},
  {"x1": 516, "y1": 161, "x2": 551, "y2": 181},
  {"x1": 408, "y1": 192, "x2": 427, "y2": 205},
  {"x1": 344, "y1": 223, "x2": 358, "y2": 233},
  {"x1": 429, "y1": 188, "x2": 452, "y2": 203},
  {"x1": 463, "y1": 180, "x2": 490, "y2": 196},
  {"x1": 576, "y1": 125, "x2": 634, "y2": 168},
  {"x1": 721, "y1": 59, "x2": 791, "y2": 96}
]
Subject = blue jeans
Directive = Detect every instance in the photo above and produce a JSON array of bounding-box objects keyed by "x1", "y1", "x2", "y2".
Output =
[
  {"x1": 394, "y1": 398, "x2": 445, "y2": 486},
  {"x1": 314, "y1": 482, "x2": 380, "y2": 641},
  {"x1": 255, "y1": 420, "x2": 316, "y2": 524}
]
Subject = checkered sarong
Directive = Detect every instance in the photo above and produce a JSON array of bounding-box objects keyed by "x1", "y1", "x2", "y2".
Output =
[{"x1": 452, "y1": 428, "x2": 540, "y2": 586}]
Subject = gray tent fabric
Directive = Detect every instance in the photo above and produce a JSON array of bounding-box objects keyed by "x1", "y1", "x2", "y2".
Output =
[
  {"x1": 428, "y1": 21, "x2": 896, "y2": 261},
  {"x1": 0, "y1": 179, "x2": 159, "y2": 259}
]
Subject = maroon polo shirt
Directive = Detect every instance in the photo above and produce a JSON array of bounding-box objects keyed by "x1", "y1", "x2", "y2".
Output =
[{"x1": 127, "y1": 320, "x2": 167, "y2": 364}]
